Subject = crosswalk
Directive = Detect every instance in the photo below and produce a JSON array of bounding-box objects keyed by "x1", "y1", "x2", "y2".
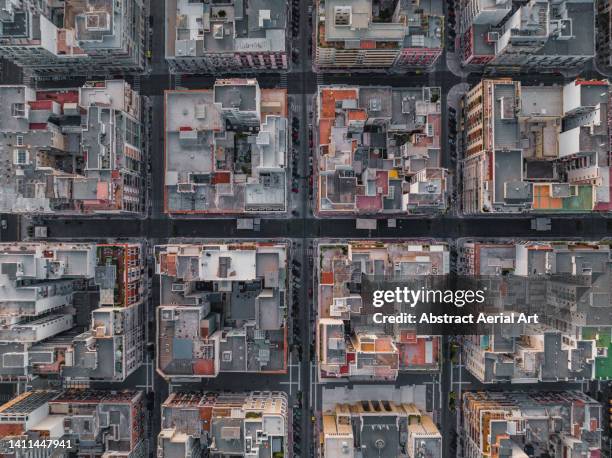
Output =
[
  {"x1": 174, "y1": 73, "x2": 182, "y2": 89},
  {"x1": 133, "y1": 74, "x2": 141, "y2": 93},
  {"x1": 63, "y1": 379, "x2": 90, "y2": 389},
  {"x1": 291, "y1": 101, "x2": 302, "y2": 114},
  {"x1": 316, "y1": 73, "x2": 324, "y2": 86},
  {"x1": 279, "y1": 73, "x2": 288, "y2": 89}
]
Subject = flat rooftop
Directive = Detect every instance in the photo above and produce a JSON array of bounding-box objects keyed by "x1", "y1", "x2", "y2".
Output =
[
  {"x1": 164, "y1": 81, "x2": 287, "y2": 214},
  {"x1": 167, "y1": 0, "x2": 287, "y2": 58},
  {"x1": 156, "y1": 243, "x2": 287, "y2": 378},
  {"x1": 317, "y1": 85, "x2": 446, "y2": 215}
]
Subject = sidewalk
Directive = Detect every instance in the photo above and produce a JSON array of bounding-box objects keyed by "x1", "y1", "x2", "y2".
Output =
[
  {"x1": 446, "y1": 83, "x2": 470, "y2": 111},
  {"x1": 446, "y1": 51, "x2": 469, "y2": 79}
]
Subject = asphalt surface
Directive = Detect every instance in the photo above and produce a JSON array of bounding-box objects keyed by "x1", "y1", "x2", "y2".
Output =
[{"x1": 27, "y1": 214, "x2": 612, "y2": 241}]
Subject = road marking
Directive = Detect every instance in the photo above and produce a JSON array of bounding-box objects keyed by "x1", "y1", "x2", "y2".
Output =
[
  {"x1": 289, "y1": 356, "x2": 293, "y2": 394},
  {"x1": 280, "y1": 380, "x2": 299, "y2": 396}
]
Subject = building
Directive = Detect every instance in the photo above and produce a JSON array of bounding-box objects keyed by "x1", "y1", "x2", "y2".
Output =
[
  {"x1": 316, "y1": 241, "x2": 447, "y2": 381},
  {"x1": 165, "y1": 0, "x2": 288, "y2": 73},
  {"x1": 316, "y1": 86, "x2": 449, "y2": 215},
  {"x1": 460, "y1": 78, "x2": 612, "y2": 214},
  {"x1": 459, "y1": 0, "x2": 595, "y2": 70},
  {"x1": 0, "y1": 0, "x2": 145, "y2": 75},
  {"x1": 158, "y1": 391, "x2": 288, "y2": 457},
  {"x1": 322, "y1": 401, "x2": 441, "y2": 458},
  {"x1": 0, "y1": 241, "x2": 145, "y2": 384},
  {"x1": 0, "y1": 389, "x2": 145, "y2": 457},
  {"x1": 462, "y1": 391, "x2": 601, "y2": 458},
  {"x1": 155, "y1": 242, "x2": 287, "y2": 379},
  {"x1": 0, "y1": 79, "x2": 144, "y2": 215},
  {"x1": 597, "y1": 0, "x2": 612, "y2": 69},
  {"x1": 458, "y1": 240, "x2": 612, "y2": 383},
  {"x1": 164, "y1": 79, "x2": 287, "y2": 214},
  {"x1": 314, "y1": 0, "x2": 444, "y2": 71}
]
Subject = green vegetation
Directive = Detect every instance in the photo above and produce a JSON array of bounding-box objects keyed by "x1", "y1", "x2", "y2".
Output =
[{"x1": 584, "y1": 328, "x2": 612, "y2": 379}]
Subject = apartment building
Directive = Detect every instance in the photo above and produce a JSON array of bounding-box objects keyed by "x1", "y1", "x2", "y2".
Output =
[
  {"x1": 322, "y1": 401, "x2": 441, "y2": 458},
  {"x1": 164, "y1": 79, "x2": 287, "y2": 214},
  {"x1": 459, "y1": 0, "x2": 595, "y2": 70},
  {"x1": 0, "y1": 241, "x2": 145, "y2": 384},
  {"x1": 597, "y1": 0, "x2": 612, "y2": 69},
  {"x1": 316, "y1": 86, "x2": 448, "y2": 215},
  {"x1": 316, "y1": 241, "x2": 447, "y2": 381},
  {"x1": 0, "y1": 0, "x2": 145, "y2": 75},
  {"x1": 165, "y1": 0, "x2": 288, "y2": 73},
  {"x1": 462, "y1": 391, "x2": 601, "y2": 458},
  {"x1": 314, "y1": 0, "x2": 443, "y2": 71},
  {"x1": 460, "y1": 78, "x2": 612, "y2": 214},
  {"x1": 155, "y1": 242, "x2": 287, "y2": 380},
  {"x1": 158, "y1": 391, "x2": 288, "y2": 457},
  {"x1": 0, "y1": 79, "x2": 144, "y2": 215},
  {"x1": 458, "y1": 240, "x2": 612, "y2": 383},
  {"x1": 0, "y1": 389, "x2": 145, "y2": 456}
]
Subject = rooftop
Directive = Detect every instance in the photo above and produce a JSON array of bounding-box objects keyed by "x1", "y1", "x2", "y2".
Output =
[
  {"x1": 167, "y1": 0, "x2": 287, "y2": 58},
  {"x1": 0, "y1": 241, "x2": 144, "y2": 382},
  {"x1": 0, "y1": 80, "x2": 142, "y2": 214},
  {"x1": 317, "y1": 85, "x2": 448, "y2": 215},
  {"x1": 465, "y1": 78, "x2": 612, "y2": 213},
  {"x1": 164, "y1": 79, "x2": 287, "y2": 214},
  {"x1": 156, "y1": 243, "x2": 287, "y2": 379},
  {"x1": 319, "y1": 0, "x2": 443, "y2": 50},
  {"x1": 459, "y1": 240, "x2": 612, "y2": 383},
  {"x1": 463, "y1": 390, "x2": 601, "y2": 455},
  {"x1": 159, "y1": 391, "x2": 288, "y2": 457},
  {"x1": 323, "y1": 401, "x2": 441, "y2": 458},
  {"x1": 0, "y1": 0, "x2": 144, "y2": 72},
  {"x1": 317, "y1": 241, "x2": 447, "y2": 380}
]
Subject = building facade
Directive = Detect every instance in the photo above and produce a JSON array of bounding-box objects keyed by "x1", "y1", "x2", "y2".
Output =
[
  {"x1": 155, "y1": 242, "x2": 287, "y2": 380},
  {"x1": 165, "y1": 0, "x2": 288, "y2": 73},
  {"x1": 462, "y1": 391, "x2": 601, "y2": 458},
  {"x1": 314, "y1": 0, "x2": 443, "y2": 71},
  {"x1": 0, "y1": 79, "x2": 144, "y2": 215},
  {"x1": 316, "y1": 241, "x2": 447, "y2": 381},
  {"x1": 460, "y1": 78, "x2": 612, "y2": 214},
  {"x1": 458, "y1": 0, "x2": 596, "y2": 70},
  {"x1": 597, "y1": 0, "x2": 612, "y2": 69},
  {"x1": 316, "y1": 85, "x2": 449, "y2": 215},
  {"x1": 164, "y1": 79, "x2": 287, "y2": 214},
  {"x1": 0, "y1": 241, "x2": 146, "y2": 384},
  {"x1": 322, "y1": 401, "x2": 441, "y2": 458},
  {"x1": 459, "y1": 240, "x2": 612, "y2": 383},
  {"x1": 0, "y1": 0, "x2": 146, "y2": 75},
  {"x1": 0, "y1": 389, "x2": 146, "y2": 457},
  {"x1": 158, "y1": 391, "x2": 288, "y2": 457}
]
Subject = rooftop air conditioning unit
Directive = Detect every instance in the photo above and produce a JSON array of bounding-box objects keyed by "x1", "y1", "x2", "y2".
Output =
[{"x1": 171, "y1": 283, "x2": 185, "y2": 292}]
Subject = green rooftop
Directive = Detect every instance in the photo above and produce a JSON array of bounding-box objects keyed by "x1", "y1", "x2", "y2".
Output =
[{"x1": 583, "y1": 327, "x2": 612, "y2": 379}]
